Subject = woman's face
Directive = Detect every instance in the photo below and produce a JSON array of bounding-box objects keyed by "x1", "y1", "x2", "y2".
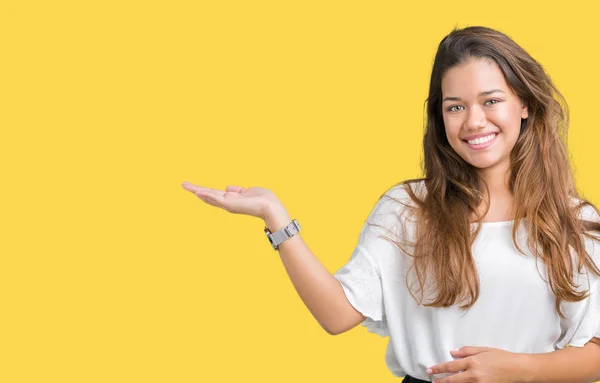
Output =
[{"x1": 441, "y1": 57, "x2": 528, "y2": 175}]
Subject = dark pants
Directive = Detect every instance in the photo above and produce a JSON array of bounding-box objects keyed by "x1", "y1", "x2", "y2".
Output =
[{"x1": 402, "y1": 375, "x2": 431, "y2": 383}]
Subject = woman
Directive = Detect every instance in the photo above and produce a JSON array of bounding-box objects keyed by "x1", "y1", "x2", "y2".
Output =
[{"x1": 182, "y1": 26, "x2": 600, "y2": 382}]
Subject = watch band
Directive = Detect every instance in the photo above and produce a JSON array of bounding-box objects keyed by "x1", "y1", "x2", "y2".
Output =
[{"x1": 264, "y1": 219, "x2": 301, "y2": 250}]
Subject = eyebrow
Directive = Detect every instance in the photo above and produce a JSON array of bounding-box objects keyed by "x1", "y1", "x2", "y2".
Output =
[{"x1": 442, "y1": 89, "x2": 505, "y2": 102}]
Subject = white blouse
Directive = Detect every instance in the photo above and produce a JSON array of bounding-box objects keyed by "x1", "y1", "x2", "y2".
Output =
[{"x1": 333, "y1": 180, "x2": 600, "y2": 381}]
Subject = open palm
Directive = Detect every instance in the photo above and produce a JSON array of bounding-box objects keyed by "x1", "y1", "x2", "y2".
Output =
[{"x1": 181, "y1": 182, "x2": 280, "y2": 219}]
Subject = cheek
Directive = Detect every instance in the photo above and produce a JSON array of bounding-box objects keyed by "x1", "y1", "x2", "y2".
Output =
[
  {"x1": 489, "y1": 107, "x2": 521, "y2": 133},
  {"x1": 443, "y1": 120, "x2": 462, "y2": 144},
  {"x1": 442, "y1": 115, "x2": 456, "y2": 135}
]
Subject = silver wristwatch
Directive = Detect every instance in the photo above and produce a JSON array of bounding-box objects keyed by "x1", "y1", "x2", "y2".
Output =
[{"x1": 264, "y1": 219, "x2": 301, "y2": 250}]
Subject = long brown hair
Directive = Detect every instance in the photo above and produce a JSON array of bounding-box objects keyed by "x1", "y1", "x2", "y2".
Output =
[{"x1": 379, "y1": 26, "x2": 600, "y2": 318}]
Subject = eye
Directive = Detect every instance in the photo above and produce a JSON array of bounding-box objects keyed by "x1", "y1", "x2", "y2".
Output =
[
  {"x1": 445, "y1": 99, "x2": 501, "y2": 112},
  {"x1": 485, "y1": 99, "x2": 500, "y2": 106},
  {"x1": 447, "y1": 105, "x2": 464, "y2": 112}
]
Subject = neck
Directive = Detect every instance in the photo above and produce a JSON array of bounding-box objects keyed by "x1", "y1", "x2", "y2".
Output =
[
  {"x1": 476, "y1": 161, "x2": 511, "y2": 198},
  {"x1": 473, "y1": 162, "x2": 514, "y2": 222}
]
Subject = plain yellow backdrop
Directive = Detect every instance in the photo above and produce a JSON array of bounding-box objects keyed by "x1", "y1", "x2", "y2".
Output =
[{"x1": 2, "y1": 0, "x2": 599, "y2": 382}]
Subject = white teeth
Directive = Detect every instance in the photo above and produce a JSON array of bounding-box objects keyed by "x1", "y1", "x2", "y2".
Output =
[{"x1": 467, "y1": 133, "x2": 496, "y2": 145}]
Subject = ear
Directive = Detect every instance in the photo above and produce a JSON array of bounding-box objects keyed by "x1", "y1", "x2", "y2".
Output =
[{"x1": 521, "y1": 102, "x2": 529, "y2": 119}]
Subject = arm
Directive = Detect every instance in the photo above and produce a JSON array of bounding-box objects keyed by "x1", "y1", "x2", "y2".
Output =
[
  {"x1": 520, "y1": 338, "x2": 600, "y2": 383},
  {"x1": 429, "y1": 339, "x2": 600, "y2": 383},
  {"x1": 263, "y1": 206, "x2": 366, "y2": 335},
  {"x1": 181, "y1": 182, "x2": 366, "y2": 335}
]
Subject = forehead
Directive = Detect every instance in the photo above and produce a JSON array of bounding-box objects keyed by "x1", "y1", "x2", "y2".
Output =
[{"x1": 441, "y1": 58, "x2": 508, "y2": 95}]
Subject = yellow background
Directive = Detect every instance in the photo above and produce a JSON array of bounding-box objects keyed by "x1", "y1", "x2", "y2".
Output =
[{"x1": 2, "y1": 0, "x2": 599, "y2": 382}]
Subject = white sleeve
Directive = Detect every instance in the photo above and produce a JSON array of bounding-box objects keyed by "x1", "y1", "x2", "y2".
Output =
[
  {"x1": 596, "y1": 283, "x2": 600, "y2": 340},
  {"x1": 555, "y1": 208, "x2": 600, "y2": 348},
  {"x1": 333, "y1": 186, "x2": 409, "y2": 337},
  {"x1": 555, "y1": 277, "x2": 600, "y2": 348}
]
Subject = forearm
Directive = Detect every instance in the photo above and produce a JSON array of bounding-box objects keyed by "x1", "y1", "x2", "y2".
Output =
[
  {"x1": 520, "y1": 340, "x2": 600, "y2": 383},
  {"x1": 263, "y1": 206, "x2": 351, "y2": 335}
]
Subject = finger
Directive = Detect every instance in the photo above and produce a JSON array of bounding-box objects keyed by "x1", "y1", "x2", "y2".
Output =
[
  {"x1": 181, "y1": 182, "x2": 222, "y2": 205},
  {"x1": 226, "y1": 185, "x2": 244, "y2": 193},
  {"x1": 451, "y1": 346, "x2": 496, "y2": 357},
  {"x1": 182, "y1": 182, "x2": 210, "y2": 193},
  {"x1": 199, "y1": 189, "x2": 248, "y2": 214},
  {"x1": 196, "y1": 188, "x2": 227, "y2": 208},
  {"x1": 428, "y1": 358, "x2": 468, "y2": 375}
]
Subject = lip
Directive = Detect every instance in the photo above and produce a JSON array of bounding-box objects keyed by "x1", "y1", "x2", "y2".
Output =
[
  {"x1": 462, "y1": 131, "x2": 500, "y2": 140},
  {"x1": 463, "y1": 132, "x2": 499, "y2": 150}
]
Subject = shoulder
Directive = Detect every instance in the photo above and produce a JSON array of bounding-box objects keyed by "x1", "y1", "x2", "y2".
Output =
[
  {"x1": 569, "y1": 196, "x2": 599, "y2": 219},
  {"x1": 365, "y1": 179, "x2": 425, "y2": 232},
  {"x1": 570, "y1": 196, "x2": 600, "y2": 272},
  {"x1": 575, "y1": 199, "x2": 600, "y2": 223},
  {"x1": 382, "y1": 179, "x2": 427, "y2": 204},
  {"x1": 371, "y1": 179, "x2": 425, "y2": 215}
]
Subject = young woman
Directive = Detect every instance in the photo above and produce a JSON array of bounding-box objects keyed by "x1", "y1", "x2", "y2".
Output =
[{"x1": 182, "y1": 26, "x2": 600, "y2": 382}]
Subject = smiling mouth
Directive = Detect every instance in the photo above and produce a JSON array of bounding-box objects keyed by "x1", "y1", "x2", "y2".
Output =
[{"x1": 462, "y1": 132, "x2": 499, "y2": 149}]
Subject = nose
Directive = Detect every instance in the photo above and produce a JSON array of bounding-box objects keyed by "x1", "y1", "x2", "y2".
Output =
[{"x1": 464, "y1": 105, "x2": 487, "y2": 130}]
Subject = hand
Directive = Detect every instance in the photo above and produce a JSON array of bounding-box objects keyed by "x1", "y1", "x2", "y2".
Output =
[
  {"x1": 182, "y1": 182, "x2": 283, "y2": 220},
  {"x1": 427, "y1": 346, "x2": 529, "y2": 383}
]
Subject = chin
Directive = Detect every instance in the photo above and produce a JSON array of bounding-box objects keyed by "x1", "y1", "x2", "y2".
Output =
[
  {"x1": 470, "y1": 163, "x2": 496, "y2": 170},
  {"x1": 454, "y1": 151, "x2": 493, "y2": 167},
  {"x1": 465, "y1": 157, "x2": 503, "y2": 170}
]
